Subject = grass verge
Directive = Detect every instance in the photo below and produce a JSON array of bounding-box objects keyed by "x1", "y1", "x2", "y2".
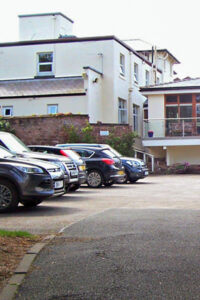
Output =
[{"x1": 0, "y1": 229, "x2": 35, "y2": 238}]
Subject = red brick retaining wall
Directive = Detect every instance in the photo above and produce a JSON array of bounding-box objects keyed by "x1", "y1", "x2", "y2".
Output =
[{"x1": 6, "y1": 115, "x2": 132, "y2": 145}]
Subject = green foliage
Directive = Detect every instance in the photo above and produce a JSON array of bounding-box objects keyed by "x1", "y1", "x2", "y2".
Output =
[
  {"x1": 64, "y1": 124, "x2": 136, "y2": 156},
  {"x1": 66, "y1": 125, "x2": 80, "y2": 143},
  {"x1": 105, "y1": 130, "x2": 137, "y2": 157},
  {"x1": 0, "y1": 118, "x2": 15, "y2": 133},
  {"x1": 0, "y1": 229, "x2": 35, "y2": 238},
  {"x1": 81, "y1": 123, "x2": 96, "y2": 143}
]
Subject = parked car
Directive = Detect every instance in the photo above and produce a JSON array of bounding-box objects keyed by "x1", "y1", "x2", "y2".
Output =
[
  {"x1": 57, "y1": 145, "x2": 125, "y2": 188},
  {"x1": 0, "y1": 132, "x2": 79, "y2": 192},
  {"x1": 0, "y1": 159, "x2": 58, "y2": 213},
  {"x1": 28, "y1": 145, "x2": 87, "y2": 191},
  {"x1": 0, "y1": 145, "x2": 65, "y2": 200},
  {"x1": 57, "y1": 143, "x2": 149, "y2": 183}
]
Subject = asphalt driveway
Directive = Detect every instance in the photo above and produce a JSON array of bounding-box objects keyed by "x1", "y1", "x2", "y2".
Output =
[
  {"x1": 2, "y1": 175, "x2": 200, "y2": 299},
  {"x1": 1, "y1": 174, "x2": 200, "y2": 234}
]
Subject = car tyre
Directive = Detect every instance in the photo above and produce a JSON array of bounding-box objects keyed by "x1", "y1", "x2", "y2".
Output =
[
  {"x1": 104, "y1": 181, "x2": 114, "y2": 187},
  {"x1": 87, "y1": 170, "x2": 103, "y2": 188},
  {"x1": 129, "y1": 178, "x2": 138, "y2": 183},
  {"x1": 20, "y1": 199, "x2": 43, "y2": 207},
  {"x1": 0, "y1": 180, "x2": 19, "y2": 213},
  {"x1": 68, "y1": 183, "x2": 81, "y2": 192},
  {"x1": 116, "y1": 172, "x2": 128, "y2": 184}
]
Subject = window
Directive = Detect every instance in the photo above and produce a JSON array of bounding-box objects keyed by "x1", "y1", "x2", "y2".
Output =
[
  {"x1": 38, "y1": 52, "x2": 53, "y2": 76},
  {"x1": 47, "y1": 104, "x2": 58, "y2": 114},
  {"x1": 145, "y1": 70, "x2": 150, "y2": 86},
  {"x1": 2, "y1": 106, "x2": 13, "y2": 117},
  {"x1": 120, "y1": 54, "x2": 125, "y2": 76},
  {"x1": 134, "y1": 63, "x2": 139, "y2": 82},
  {"x1": 118, "y1": 98, "x2": 127, "y2": 124},
  {"x1": 133, "y1": 104, "x2": 139, "y2": 132}
]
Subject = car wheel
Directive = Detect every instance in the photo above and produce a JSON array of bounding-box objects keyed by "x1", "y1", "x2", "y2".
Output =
[
  {"x1": 87, "y1": 170, "x2": 103, "y2": 188},
  {"x1": 117, "y1": 172, "x2": 128, "y2": 184},
  {"x1": 129, "y1": 178, "x2": 138, "y2": 183},
  {"x1": 68, "y1": 183, "x2": 81, "y2": 192},
  {"x1": 104, "y1": 181, "x2": 114, "y2": 187},
  {"x1": 20, "y1": 199, "x2": 43, "y2": 207},
  {"x1": 0, "y1": 180, "x2": 19, "y2": 213}
]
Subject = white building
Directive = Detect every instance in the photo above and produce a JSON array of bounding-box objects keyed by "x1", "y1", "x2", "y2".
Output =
[
  {"x1": 0, "y1": 12, "x2": 179, "y2": 152},
  {"x1": 141, "y1": 78, "x2": 200, "y2": 166}
]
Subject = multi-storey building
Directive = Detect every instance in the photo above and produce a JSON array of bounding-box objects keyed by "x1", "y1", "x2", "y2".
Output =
[{"x1": 0, "y1": 12, "x2": 179, "y2": 153}]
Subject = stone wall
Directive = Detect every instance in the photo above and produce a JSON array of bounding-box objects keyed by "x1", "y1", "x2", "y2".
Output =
[{"x1": 6, "y1": 115, "x2": 132, "y2": 145}]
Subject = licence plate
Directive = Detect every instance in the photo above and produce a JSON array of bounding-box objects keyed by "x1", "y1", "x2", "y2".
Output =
[
  {"x1": 71, "y1": 170, "x2": 78, "y2": 176},
  {"x1": 145, "y1": 171, "x2": 149, "y2": 176},
  {"x1": 118, "y1": 170, "x2": 125, "y2": 175},
  {"x1": 54, "y1": 180, "x2": 64, "y2": 189}
]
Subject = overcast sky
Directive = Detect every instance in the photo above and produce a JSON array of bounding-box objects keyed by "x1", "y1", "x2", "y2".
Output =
[{"x1": 0, "y1": 0, "x2": 199, "y2": 79}]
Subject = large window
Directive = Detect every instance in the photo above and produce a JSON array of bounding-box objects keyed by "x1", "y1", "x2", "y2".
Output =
[
  {"x1": 133, "y1": 104, "x2": 139, "y2": 132},
  {"x1": 37, "y1": 52, "x2": 53, "y2": 76},
  {"x1": 118, "y1": 98, "x2": 127, "y2": 124},
  {"x1": 120, "y1": 54, "x2": 125, "y2": 77}
]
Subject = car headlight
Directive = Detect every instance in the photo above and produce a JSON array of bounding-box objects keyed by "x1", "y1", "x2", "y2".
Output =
[
  {"x1": 15, "y1": 166, "x2": 44, "y2": 174},
  {"x1": 79, "y1": 165, "x2": 86, "y2": 171}
]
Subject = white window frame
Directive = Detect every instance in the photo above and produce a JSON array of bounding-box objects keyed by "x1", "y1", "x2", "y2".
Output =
[
  {"x1": 47, "y1": 104, "x2": 58, "y2": 114},
  {"x1": 2, "y1": 106, "x2": 13, "y2": 117},
  {"x1": 118, "y1": 98, "x2": 127, "y2": 124},
  {"x1": 120, "y1": 53, "x2": 125, "y2": 77},
  {"x1": 145, "y1": 70, "x2": 150, "y2": 86},
  {"x1": 134, "y1": 63, "x2": 139, "y2": 83},
  {"x1": 133, "y1": 104, "x2": 139, "y2": 132},
  {"x1": 37, "y1": 52, "x2": 54, "y2": 76}
]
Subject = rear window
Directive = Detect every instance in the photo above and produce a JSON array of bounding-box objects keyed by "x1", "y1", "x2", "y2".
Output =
[{"x1": 101, "y1": 149, "x2": 117, "y2": 158}]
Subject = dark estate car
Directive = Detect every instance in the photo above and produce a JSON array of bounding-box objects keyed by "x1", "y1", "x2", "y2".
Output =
[
  {"x1": 29, "y1": 146, "x2": 87, "y2": 191},
  {"x1": 0, "y1": 154, "x2": 65, "y2": 213},
  {"x1": 0, "y1": 132, "x2": 80, "y2": 192},
  {"x1": 57, "y1": 146, "x2": 125, "y2": 188},
  {"x1": 0, "y1": 146, "x2": 65, "y2": 205},
  {"x1": 57, "y1": 143, "x2": 149, "y2": 183}
]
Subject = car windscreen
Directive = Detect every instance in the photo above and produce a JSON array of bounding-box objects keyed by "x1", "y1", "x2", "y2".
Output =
[
  {"x1": 0, "y1": 146, "x2": 15, "y2": 158},
  {"x1": 0, "y1": 134, "x2": 31, "y2": 153}
]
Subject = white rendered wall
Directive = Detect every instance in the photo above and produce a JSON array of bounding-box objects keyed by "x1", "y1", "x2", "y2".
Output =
[
  {"x1": 167, "y1": 146, "x2": 200, "y2": 165},
  {"x1": 0, "y1": 95, "x2": 87, "y2": 116},
  {"x1": 19, "y1": 14, "x2": 73, "y2": 41}
]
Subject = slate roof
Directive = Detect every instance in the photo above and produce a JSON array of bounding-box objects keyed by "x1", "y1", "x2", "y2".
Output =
[
  {"x1": 140, "y1": 78, "x2": 200, "y2": 92},
  {"x1": 0, "y1": 77, "x2": 85, "y2": 98}
]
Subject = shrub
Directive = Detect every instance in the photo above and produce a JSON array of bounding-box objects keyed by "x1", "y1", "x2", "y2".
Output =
[
  {"x1": 0, "y1": 118, "x2": 15, "y2": 133},
  {"x1": 105, "y1": 130, "x2": 137, "y2": 156}
]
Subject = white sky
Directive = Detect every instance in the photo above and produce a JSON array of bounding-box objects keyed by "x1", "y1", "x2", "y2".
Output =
[{"x1": 0, "y1": 0, "x2": 199, "y2": 79}]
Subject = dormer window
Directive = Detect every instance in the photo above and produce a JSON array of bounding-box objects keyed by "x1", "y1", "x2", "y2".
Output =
[{"x1": 37, "y1": 52, "x2": 53, "y2": 76}]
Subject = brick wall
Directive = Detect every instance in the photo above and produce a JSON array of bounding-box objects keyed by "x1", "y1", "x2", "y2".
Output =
[{"x1": 6, "y1": 115, "x2": 132, "y2": 145}]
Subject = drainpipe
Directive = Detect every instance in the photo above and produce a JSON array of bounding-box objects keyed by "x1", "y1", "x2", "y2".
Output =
[{"x1": 128, "y1": 51, "x2": 133, "y2": 128}]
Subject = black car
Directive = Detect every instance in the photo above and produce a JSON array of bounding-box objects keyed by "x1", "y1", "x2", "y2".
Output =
[
  {"x1": 59, "y1": 146, "x2": 125, "y2": 188},
  {"x1": 28, "y1": 146, "x2": 87, "y2": 191},
  {"x1": 0, "y1": 160, "x2": 55, "y2": 213},
  {"x1": 0, "y1": 132, "x2": 80, "y2": 192},
  {"x1": 57, "y1": 143, "x2": 149, "y2": 183},
  {"x1": 0, "y1": 146, "x2": 65, "y2": 199}
]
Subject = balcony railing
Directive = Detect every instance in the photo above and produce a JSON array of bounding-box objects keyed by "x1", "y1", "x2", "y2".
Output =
[{"x1": 143, "y1": 118, "x2": 200, "y2": 138}]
